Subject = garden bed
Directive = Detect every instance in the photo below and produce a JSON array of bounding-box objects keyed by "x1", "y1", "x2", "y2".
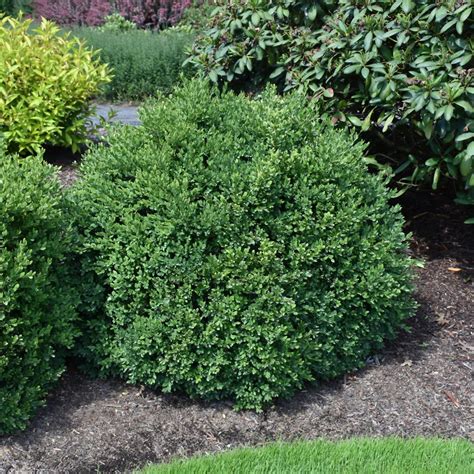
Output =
[{"x1": 0, "y1": 177, "x2": 472, "y2": 472}]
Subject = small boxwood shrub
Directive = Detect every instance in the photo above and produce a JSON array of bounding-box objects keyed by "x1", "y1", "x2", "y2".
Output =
[
  {"x1": 73, "y1": 28, "x2": 194, "y2": 100},
  {"x1": 0, "y1": 145, "x2": 78, "y2": 434},
  {"x1": 69, "y1": 80, "x2": 414, "y2": 410},
  {"x1": 188, "y1": 0, "x2": 474, "y2": 210},
  {"x1": 0, "y1": 16, "x2": 111, "y2": 155}
]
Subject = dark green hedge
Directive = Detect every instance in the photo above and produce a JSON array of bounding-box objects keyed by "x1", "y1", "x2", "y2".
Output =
[
  {"x1": 68, "y1": 80, "x2": 415, "y2": 410},
  {"x1": 0, "y1": 147, "x2": 78, "y2": 434}
]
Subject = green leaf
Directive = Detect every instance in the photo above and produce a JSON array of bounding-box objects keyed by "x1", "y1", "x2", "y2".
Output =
[
  {"x1": 467, "y1": 142, "x2": 474, "y2": 158},
  {"x1": 307, "y1": 6, "x2": 317, "y2": 21},
  {"x1": 425, "y1": 158, "x2": 439, "y2": 167},
  {"x1": 460, "y1": 156, "x2": 472, "y2": 177},
  {"x1": 251, "y1": 12, "x2": 260, "y2": 26},
  {"x1": 432, "y1": 167, "x2": 441, "y2": 190},
  {"x1": 209, "y1": 70, "x2": 218, "y2": 83},
  {"x1": 348, "y1": 115, "x2": 363, "y2": 127},
  {"x1": 361, "y1": 110, "x2": 374, "y2": 132},
  {"x1": 364, "y1": 32, "x2": 373, "y2": 51},
  {"x1": 323, "y1": 88, "x2": 334, "y2": 98},
  {"x1": 402, "y1": 0, "x2": 413, "y2": 13},
  {"x1": 460, "y1": 7, "x2": 472, "y2": 22},
  {"x1": 269, "y1": 66, "x2": 285, "y2": 79},
  {"x1": 394, "y1": 160, "x2": 411, "y2": 175},
  {"x1": 444, "y1": 104, "x2": 454, "y2": 121},
  {"x1": 381, "y1": 114, "x2": 395, "y2": 133},
  {"x1": 455, "y1": 132, "x2": 474, "y2": 142},
  {"x1": 440, "y1": 18, "x2": 457, "y2": 34},
  {"x1": 454, "y1": 101, "x2": 473, "y2": 113},
  {"x1": 435, "y1": 6, "x2": 448, "y2": 22},
  {"x1": 421, "y1": 119, "x2": 433, "y2": 139}
]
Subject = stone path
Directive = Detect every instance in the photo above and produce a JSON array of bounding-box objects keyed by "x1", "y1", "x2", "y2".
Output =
[{"x1": 92, "y1": 103, "x2": 141, "y2": 126}]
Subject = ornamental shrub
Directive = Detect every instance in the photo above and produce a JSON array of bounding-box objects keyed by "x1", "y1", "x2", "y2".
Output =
[
  {"x1": 98, "y1": 12, "x2": 137, "y2": 32},
  {"x1": 0, "y1": 16, "x2": 111, "y2": 155},
  {"x1": 188, "y1": 0, "x2": 474, "y2": 212},
  {"x1": 0, "y1": 144, "x2": 78, "y2": 434},
  {"x1": 34, "y1": 0, "x2": 202, "y2": 28},
  {"x1": 68, "y1": 80, "x2": 414, "y2": 410},
  {"x1": 73, "y1": 27, "x2": 194, "y2": 100}
]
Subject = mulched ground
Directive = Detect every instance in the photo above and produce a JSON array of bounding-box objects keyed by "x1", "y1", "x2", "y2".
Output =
[{"x1": 0, "y1": 159, "x2": 473, "y2": 472}]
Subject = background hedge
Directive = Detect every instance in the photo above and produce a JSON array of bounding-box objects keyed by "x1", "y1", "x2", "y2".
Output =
[{"x1": 73, "y1": 28, "x2": 194, "y2": 101}]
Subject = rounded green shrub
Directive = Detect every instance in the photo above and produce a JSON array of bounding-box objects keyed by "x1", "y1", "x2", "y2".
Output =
[
  {"x1": 0, "y1": 144, "x2": 78, "y2": 434},
  {"x1": 0, "y1": 15, "x2": 111, "y2": 155},
  {"x1": 69, "y1": 80, "x2": 414, "y2": 410}
]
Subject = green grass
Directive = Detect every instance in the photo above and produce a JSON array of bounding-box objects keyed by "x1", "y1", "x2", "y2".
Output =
[{"x1": 140, "y1": 438, "x2": 473, "y2": 474}]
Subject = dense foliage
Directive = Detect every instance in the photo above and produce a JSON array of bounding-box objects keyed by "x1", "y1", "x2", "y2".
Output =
[
  {"x1": 68, "y1": 80, "x2": 414, "y2": 410},
  {"x1": 0, "y1": 0, "x2": 30, "y2": 15},
  {"x1": 175, "y1": 0, "x2": 218, "y2": 32},
  {"x1": 98, "y1": 12, "x2": 137, "y2": 31},
  {"x1": 33, "y1": 0, "x2": 202, "y2": 28},
  {"x1": 0, "y1": 145, "x2": 78, "y2": 434},
  {"x1": 74, "y1": 27, "x2": 194, "y2": 100},
  {"x1": 0, "y1": 16, "x2": 110, "y2": 155},
  {"x1": 189, "y1": 0, "x2": 474, "y2": 212}
]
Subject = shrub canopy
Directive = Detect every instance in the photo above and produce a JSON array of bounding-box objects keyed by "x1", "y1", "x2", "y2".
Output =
[
  {"x1": 0, "y1": 145, "x2": 78, "y2": 434},
  {"x1": 0, "y1": 15, "x2": 110, "y2": 155},
  {"x1": 188, "y1": 0, "x2": 474, "y2": 211},
  {"x1": 69, "y1": 80, "x2": 414, "y2": 410}
]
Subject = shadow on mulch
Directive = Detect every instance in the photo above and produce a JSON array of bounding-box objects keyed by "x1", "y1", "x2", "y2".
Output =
[{"x1": 1, "y1": 165, "x2": 473, "y2": 473}]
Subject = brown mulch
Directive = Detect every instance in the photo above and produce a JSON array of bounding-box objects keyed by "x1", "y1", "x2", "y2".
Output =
[
  {"x1": 45, "y1": 146, "x2": 81, "y2": 188},
  {"x1": 0, "y1": 160, "x2": 473, "y2": 472}
]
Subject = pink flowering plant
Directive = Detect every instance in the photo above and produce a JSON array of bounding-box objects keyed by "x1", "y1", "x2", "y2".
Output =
[{"x1": 33, "y1": 0, "x2": 199, "y2": 28}]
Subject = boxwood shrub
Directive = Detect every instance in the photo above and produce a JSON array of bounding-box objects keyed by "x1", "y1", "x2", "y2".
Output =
[
  {"x1": 0, "y1": 146, "x2": 78, "y2": 434},
  {"x1": 69, "y1": 79, "x2": 415, "y2": 410}
]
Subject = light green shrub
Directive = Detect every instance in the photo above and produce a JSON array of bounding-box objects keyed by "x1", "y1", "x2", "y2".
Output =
[
  {"x1": 0, "y1": 15, "x2": 111, "y2": 155},
  {"x1": 98, "y1": 13, "x2": 136, "y2": 32}
]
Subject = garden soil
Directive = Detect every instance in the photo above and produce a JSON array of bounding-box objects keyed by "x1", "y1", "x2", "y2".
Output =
[{"x1": 0, "y1": 167, "x2": 473, "y2": 472}]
